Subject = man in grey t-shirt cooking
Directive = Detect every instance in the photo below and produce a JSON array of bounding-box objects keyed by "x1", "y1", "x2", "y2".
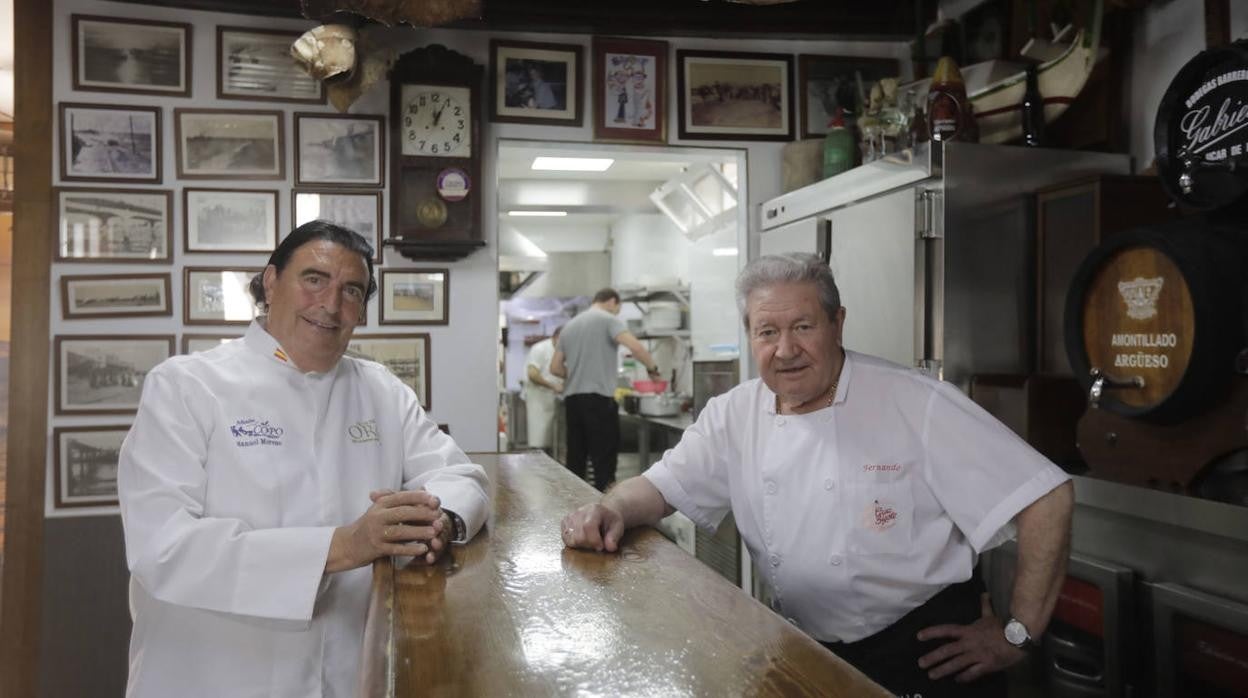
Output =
[{"x1": 552, "y1": 288, "x2": 662, "y2": 490}]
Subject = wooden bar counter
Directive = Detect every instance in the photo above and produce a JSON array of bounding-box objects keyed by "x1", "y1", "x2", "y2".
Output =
[{"x1": 360, "y1": 451, "x2": 889, "y2": 697}]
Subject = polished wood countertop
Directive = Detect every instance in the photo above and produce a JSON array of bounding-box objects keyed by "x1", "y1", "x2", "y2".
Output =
[{"x1": 360, "y1": 451, "x2": 889, "y2": 697}]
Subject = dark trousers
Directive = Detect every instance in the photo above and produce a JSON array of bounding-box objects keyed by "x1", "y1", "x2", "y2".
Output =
[
  {"x1": 564, "y1": 393, "x2": 619, "y2": 491},
  {"x1": 820, "y1": 576, "x2": 1008, "y2": 698}
]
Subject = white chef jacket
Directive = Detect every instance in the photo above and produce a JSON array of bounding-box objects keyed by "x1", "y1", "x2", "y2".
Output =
[
  {"x1": 644, "y1": 349, "x2": 1069, "y2": 643},
  {"x1": 523, "y1": 338, "x2": 562, "y2": 448},
  {"x1": 118, "y1": 321, "x2": 489, "y2": 698}
]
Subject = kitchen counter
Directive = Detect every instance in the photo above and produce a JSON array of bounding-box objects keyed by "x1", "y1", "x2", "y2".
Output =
[
  {"x1": 359, "y1": 451, "x2": 888, "y2": 697},
  {"x1": 620, "y1": 409, "x2": 693, "y2": 467}
]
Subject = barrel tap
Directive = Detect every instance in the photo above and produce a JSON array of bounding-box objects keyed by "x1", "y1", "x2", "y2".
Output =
[
  {"x1": 1177, "y1": 148, "x2": 1248, "y2": 195},
  {"x1": 1088, "y1": 367, "x2": 1145, "y2": 408}
]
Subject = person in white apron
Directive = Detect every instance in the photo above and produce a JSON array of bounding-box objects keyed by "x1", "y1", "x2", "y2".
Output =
[{"x1": 524, "y1": 325, "x2": 563, "y2": 452}]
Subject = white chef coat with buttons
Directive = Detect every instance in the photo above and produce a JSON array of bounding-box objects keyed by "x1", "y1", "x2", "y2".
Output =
[
  {"x1": 119, "y1": 321, "x2": 489, "y2": 698},
  {"x1": 644, "y1": 349, "x2": 1069, "y2": 643}
]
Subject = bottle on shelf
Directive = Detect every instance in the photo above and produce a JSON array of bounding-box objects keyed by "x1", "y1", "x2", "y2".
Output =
[
  {"x1": 822, "y1": 107, "x2": 855, "y2": 179},
  {"x1": 927, "y1": 56, "x2": 978, "y2": 143},
  {"x1": 1020, "y1": 64, "x2": 1046, "y2": 147}
]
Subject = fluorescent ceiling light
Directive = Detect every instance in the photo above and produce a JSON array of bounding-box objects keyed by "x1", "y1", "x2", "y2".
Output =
[
  {"x1": 712, "y1": 247, "x2": 739, "y2": 256},
  {"x1": 508, "y1": 210, "x2": 568, "y2": 217},
  {"x1": 531, "y1": 156, "x2": 614, "y2": 172}
]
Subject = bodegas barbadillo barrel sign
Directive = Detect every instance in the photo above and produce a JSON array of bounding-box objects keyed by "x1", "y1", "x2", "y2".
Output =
[{"x1": 1155, "y1": 39, "x2": 1248, "y2": 210}]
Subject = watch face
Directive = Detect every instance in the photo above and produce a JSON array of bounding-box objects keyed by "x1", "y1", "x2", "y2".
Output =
[
  {"x1": 1004, "y1": 619, "x2": 1030, "y2": 646},
  {"x1": 401, "y1": 84, "x2": 472, "y2": 158}
]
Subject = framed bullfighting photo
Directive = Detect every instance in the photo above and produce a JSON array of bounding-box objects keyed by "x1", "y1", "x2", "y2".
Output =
[{"x1": 676, "y1": 49, "x2": 793, "y2": 142}]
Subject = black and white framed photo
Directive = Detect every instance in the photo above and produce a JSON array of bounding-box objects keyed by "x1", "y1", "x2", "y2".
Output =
[
  {"x1": 294, "y1": 113, "x2": 385, "y2": 187},
  {"x1": 174, "y1": 108, "x2": 285, "y2": 179},
  {"x1": 61, "y1": 273, "x2": 172, "y2": 320},
  {"x1": 183, "y1": 267, "x2": 263, "y2": 325},
  {"x1": 676, "y1": 49, "x2": 794, "y2": 142},
  {"x1": 346, "y1": 334, "x2": 431, "y2": 409},
  {"x1": 379, "y1": 269, "x2": 449, "y2": 325},
  {"x1": 59, "y1": 103, "x2": 162, "y2": 183},
  {"x1": 489, "y1": 39, "x2": 584, "y2": 127},
  {"x1": 52, "y1": 425, "x2": 130, "y2": 510},
  {"x1": 292, "y1": 189, "x2": 382, "y2": 262},
  {"x1": 72, "y1": 14, "x2": 191, "y2": 97},
  {"x1": 217, "y1": 26, "x2": 325, "y2": 103},
  {"x1": 54, "y1": 335, "x2": 175, "y2": 415},
  {"x1": 55, "y1": 187, "x2": 173, "y2": 263},
  {"x1": 798, "y1": 54, "x2": 900, "y2": 139},
  {"x1": 184, "y1": 188, "x2": 279, "y2": 253},
  {"x1": 181, "y1": 333, "x2": 241, "y2": 354}
]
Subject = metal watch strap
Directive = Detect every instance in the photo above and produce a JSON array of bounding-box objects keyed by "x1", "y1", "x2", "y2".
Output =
[{"x1": 445, "y1": 509, "x2": 466, "y2": 543}]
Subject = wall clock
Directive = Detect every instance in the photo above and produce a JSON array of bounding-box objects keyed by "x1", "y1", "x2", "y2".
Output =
[{"x1": 387, "y1": 45, "x2": 485, "y2": 261}]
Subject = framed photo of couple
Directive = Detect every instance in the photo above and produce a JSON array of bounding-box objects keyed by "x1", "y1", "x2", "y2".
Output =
[
  {"x1": 489, "y1": 39, "x2": 583, "y2": 127},
  {"x1": 592, "y1": 37, "x2": 667, "y2": 144}
]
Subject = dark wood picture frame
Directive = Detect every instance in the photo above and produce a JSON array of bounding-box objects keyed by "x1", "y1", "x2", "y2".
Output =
[
  {"x1": 183, "y1": 266, "x2": 264, "y2": 325},
  {"x1": 183, "y1": 187, "x2": 279, "y2": 253},
  {"x1": 52, "y1": 425, "x2": 131, "y2": 510},
  {"x1": 797, "y1": 53, "x2": 900, "y2": 139},
  {"x1": 71, "y1": 14, "x2": 191, "y2": 97},
  {"x1": 216, "y1": 26, "x2": 325, "y2": 104},
  {"x1": 676, "y1": 49, "x2": 794, "y2": 142},
  {"x1": 294, "y1": 112, "x2": 386, "y2": 188},
  {"x1": 379, "y1": 268, "x2": 450, "y2": 326},
  {"x1": 180, "y1": 333, "x2": 243, "y2": 354},
  {"x1": 59, "y1": 102, "x2": 162, "y2": 183},
  {"x1": 54, "y1": 186, "x2": 174, "y2": 263},
  {"x1": 592, "y1": 37, "x2": 668, "y2": 144},
  {"x1": 174, "y1": 107, "x2": 285, "y2": 180},
  {"x1": 60, "y1": 272, "x2": 172, "y2": 320},
  {"x1": 346, "y1": 333, "x2": 432, "y2": 409},
  {"x1": 54, "y1": 334, "x2": 175, "y2": 415},
  {"x1": 489, "y1": 39, "x2": 584, "y2": 127},
  {"x1": 291, "y1": 189, "x2": 383, "y2": 263}
]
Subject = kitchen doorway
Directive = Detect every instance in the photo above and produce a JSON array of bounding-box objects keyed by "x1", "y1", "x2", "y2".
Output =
[{"x1": 495, "y1": 139, "x2": 747, "y2": 482}]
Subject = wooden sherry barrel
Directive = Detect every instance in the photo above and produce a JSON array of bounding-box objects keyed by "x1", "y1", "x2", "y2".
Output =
[{"x1": 1064, "y1": 220, "x2": 1246, "y2": 423}]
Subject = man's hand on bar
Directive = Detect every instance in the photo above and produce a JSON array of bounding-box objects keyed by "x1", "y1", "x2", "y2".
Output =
[
  {"x1": 324, "y1": 489, "x2": 449, "y2": 572},
  {"x1": 561, "y1": 502, "x2": 626, "y2": 552}
]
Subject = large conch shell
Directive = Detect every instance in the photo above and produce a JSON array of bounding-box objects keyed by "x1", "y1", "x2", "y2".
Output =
[{"x1": 291, "y1": 24, "x2": 358, "y2": 82}]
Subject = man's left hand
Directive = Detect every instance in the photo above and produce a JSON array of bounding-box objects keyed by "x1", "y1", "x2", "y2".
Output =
[{"x1": 915, "y1": 593, "x2": 1025, "y2": 683}]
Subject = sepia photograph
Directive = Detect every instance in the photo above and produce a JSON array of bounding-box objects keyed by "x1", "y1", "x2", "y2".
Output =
[
  {"x1": 292, "y1": 190, "x2": 382, "y2": 262},
  {"x1": 346, "y1": 334, "x2": 431, "y2": 409},
  {"x1": 175, "y1": 108, "x2": 284, "y2": 179},
  {"x1": 593, "y1": 37, "x2": 667, "y2": 144},
  {"x1": 380, "y1": 269, "x2": 449, "y2": 325},
  {"x1": 53, "y1": 426, "x2": 131, "y2": 510},
  {"x1": 294, "y1": 113, "x2": 384, "y2": 187},
  {"x1": 181, "y1": 334, "x2": 241, "y2": 354},
  {"x1": 677, "y1": 50, "x2": 793, "y2": 141},
  {"x1": 184, "y1": 267, "x2": 262, "y2": 325},
  {"x1": 72, "y1": 15, "x2": 191, "y2": 96},
  {"x1": 54, "y1": 335, "x2": 174, "y2": 415},
  {"x1": 490, "y1": 40, "x2": 583, "y2": 126},
  {"x1": 61, "y1": 273, "x2": 172, "y2": 319},
  {"x1": 798, "y1": 54, "x2": 900, "y2": 139},
  {"x1": 184, "y1": 188, "x2": 278, "y2": 253},
  {"x1": 218, "y1": 26, "x2": 324, "y2": 103},
  {"x1": 55, "y1": 187, "x2": 173, "y2": 262},
  {"x1": 60, "y1": 103, "x2": 162, "y2": 182}
]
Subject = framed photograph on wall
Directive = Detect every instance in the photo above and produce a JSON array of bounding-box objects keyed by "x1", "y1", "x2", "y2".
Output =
[
  {"x1": 59, "y1": 103, "x2": 162, "y2": 183},
  {"x1": 61, "y1": 273, "x2": 172, "y2": 320},
  {"x1": 52, "y1": 425, "x2": 131, "y2": 510},
  {"x1": 292, "y1": 189, "x2": 382, "y2": 262},
  {"x1": 346, "y1": 334, "x2": 431, "y2": 409},
  {"x1": 798, "y1": 54, "x2": 900, "y2": 139},
  {"x1": 676, "y1": 49, "x2": 794, "y2": 141},
  {"x1": 184, "y1": 188, "x2": 279, "y2": 253},
  {"x1": 175, "y1": 108, "x2": 284, "y2": 179},
  {"x1": 217, "y1": 26, "x2": 325, "y2": 103},
  {"x1": 593, "y1": 37, "x2": 667, "y2": 144},
  {"x1": 54, "y1": 334, "x2": 174, "y2": 415},
  {"x1": 181, "y1": 333, "x2": 241, "y2": 354},
  {"x1": 379, "y1": 269, "x2": 449, "y2": 325},
  {"x1": 72, "y1": 15, "x2": 191, "y2": 97},
  {"x1": 184, "y1": 267, "x2": 263, "y2": 325},
  {"x1": 490, "y1": 39, "x2": 583, "y2": 126},
  {"x1": 55, "y1": 187, "x2": 173, "y2": 263},
  {"x1": 294, "y1": 113, "x2": 385, "y2": 187}
]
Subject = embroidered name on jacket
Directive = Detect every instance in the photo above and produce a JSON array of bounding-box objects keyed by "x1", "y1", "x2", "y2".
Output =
[
  {"x1": 230, "y1": 418, "x2": 284, "y2": 447},
  {"x1": 348, "y1": 419, "x2": 379, "y2": 444}
]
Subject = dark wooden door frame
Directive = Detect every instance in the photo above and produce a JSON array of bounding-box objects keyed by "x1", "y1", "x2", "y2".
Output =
[{"x1": 0, "y1": 0, "x2": 53, "y2": 695}]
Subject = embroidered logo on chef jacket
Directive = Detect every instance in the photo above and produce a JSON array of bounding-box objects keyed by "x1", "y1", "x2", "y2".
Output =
[
  {"x1": 862, "y1": 498, "x2": 899, "y2": 531},
  {"x1": 229, "y1": 418, "x2": 285, "y2": 447},
  {"x1": 348, "y1": 419, "x2": 380, "y2": 444},
  {"x1": 863, "y1": 463, "x2": 902, "y2": 473}
]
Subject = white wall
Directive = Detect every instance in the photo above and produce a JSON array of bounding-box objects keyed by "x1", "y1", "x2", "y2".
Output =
[{"x1": 609, "y1": 213, "x2": 689, "y2": 286}]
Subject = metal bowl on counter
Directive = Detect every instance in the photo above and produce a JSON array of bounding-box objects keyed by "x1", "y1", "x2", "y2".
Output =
[{"x1": 638, "y1": 392, "x2": 680, "y2": 417}]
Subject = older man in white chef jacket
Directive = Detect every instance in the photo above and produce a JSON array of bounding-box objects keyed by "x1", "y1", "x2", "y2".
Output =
[
  {"x1": 118, "y1": 221, "x2": 489, "y2": 698},
  {"x1": 561, "y1": 253, "x2": 1074, "y2": 697}
]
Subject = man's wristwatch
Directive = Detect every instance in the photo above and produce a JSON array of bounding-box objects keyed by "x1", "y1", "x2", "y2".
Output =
[
  {"x1": 1004, "y1": 617, "x2": 1036, "y2": 649},
  {"x1": 445, "y1": 509, "x2": 466, "y2": 543}
]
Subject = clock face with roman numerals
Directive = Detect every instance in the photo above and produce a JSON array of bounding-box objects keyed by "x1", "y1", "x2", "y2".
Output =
[{"x1": 401, "y1": 84, "x2": 472, "y2": 158}]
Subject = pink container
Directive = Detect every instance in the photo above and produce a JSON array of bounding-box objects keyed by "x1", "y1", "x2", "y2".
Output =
[{"x1": 632, "y1": 380, "x2": 669, "y2": 394}]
